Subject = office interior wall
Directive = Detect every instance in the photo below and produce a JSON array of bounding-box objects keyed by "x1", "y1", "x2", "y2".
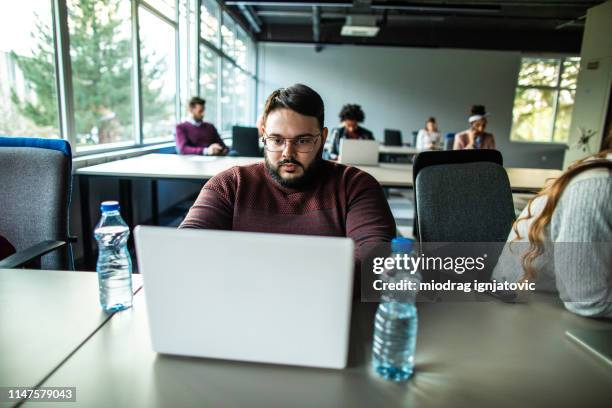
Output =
[{"x1": 258, "y1": 42, "x2": 567, "y2": 169}]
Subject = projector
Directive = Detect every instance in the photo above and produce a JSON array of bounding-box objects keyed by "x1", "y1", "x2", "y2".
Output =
[{"x1": 341, "y1": 15, "x2": 380, "y2": 37}]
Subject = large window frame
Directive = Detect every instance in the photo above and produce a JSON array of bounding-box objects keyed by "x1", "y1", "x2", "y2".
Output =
[
  {"x1": 9, "y1": 0, "x2": 257, "y2": 157},
  {"x1": 509, "y1": 55, "x2": 580, "y2": 145}
]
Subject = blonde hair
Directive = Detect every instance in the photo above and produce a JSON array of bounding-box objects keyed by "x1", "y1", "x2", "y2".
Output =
[{"x1": 514, "y1": 150, "x2": 612, "y2": 281}]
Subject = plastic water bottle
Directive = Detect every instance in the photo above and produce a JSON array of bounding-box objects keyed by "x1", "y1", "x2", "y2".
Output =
[
  {"x1": 372, "y1": 237, "x2": 419, "y2": 381},
  {"x1": 94, "y1": 201, "x2": 133, "y2": 312}
]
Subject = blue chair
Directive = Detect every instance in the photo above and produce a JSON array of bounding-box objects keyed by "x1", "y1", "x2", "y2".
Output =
[{"x1": 0, "y1": 137, "x2": 75, "y2": 270}]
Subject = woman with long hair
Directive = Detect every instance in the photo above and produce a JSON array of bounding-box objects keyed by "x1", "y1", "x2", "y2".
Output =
[{"x1": 493, "y1": 149, "x2": 612, "y2": 318}]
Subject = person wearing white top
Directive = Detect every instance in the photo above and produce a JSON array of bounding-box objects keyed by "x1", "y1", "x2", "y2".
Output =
[
  {"x1": 492, "y1": 151, "x2": 612, "y2": 318},
  {"x1": 416, "y1": 117, "x2": 441, "y2": 150}
]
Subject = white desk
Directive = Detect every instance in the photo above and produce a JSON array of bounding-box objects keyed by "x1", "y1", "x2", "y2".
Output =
[
  {"x1": 0, "y1": 269, "x2": 142, "y2": 407},
  {"x1": 75, "y1": 154, "x2": 561, "y2": 265},
  {"x1": 378, "y1": 145, "x2": 420, "y2": 155},
  {"x1": 24, "y1": 289, "x2": 612, "y2": 407}
]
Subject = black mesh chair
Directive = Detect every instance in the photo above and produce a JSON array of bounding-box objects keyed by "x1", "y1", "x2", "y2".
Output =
[
  {"x1": 232, "y1": 126, "x2": 261, "y2": 157},
  {"x1": 384, "y1": 129, "x2": 402, "y2": 146}
]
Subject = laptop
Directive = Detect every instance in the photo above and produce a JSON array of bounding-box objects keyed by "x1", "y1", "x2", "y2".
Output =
[
  {"x1": 338, "y1": 139, "x2": 379, "y2": 166},
  {"x1": 134, "y1": 226, "x2": 355, "y2": 369}
]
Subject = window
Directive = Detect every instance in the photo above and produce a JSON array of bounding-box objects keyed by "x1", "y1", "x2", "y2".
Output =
[
  {"x1": 68, "y1": 0, "x2": 134, "y2": 150},
  {"x1": 510, "y1": 56, "x2": 580, "y2": 144},
  {"x1": 139, "y1": 5, "x2": 178, "y2": 143},
  {"x1": 200, "y1": 45, "x2": 219, "y2": 126},
  {"x1": 201, "y1": 0, "x2": 220, "y2": 47},
  {"x1": 0, "y1": 0, "x2": 256, "y2": 154},
  {"x1": 0, "y1": 0, "x2": 59, "y2": 138}
]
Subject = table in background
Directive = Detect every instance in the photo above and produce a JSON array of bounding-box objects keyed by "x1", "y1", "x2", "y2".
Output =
[
  {"x1": 0, "y1": 269, "x2": 142, "y2": 408},
  {"x1": 27, "y1": 289, "x2": 612, "y2": 407},
  {"x1": 76, "y1": 154, "x2": 562, "y2": 264}
]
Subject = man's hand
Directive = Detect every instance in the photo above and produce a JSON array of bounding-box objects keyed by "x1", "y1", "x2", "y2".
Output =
[{"x1": 206, "y1": 143, "x2": 225, "y2": 155}]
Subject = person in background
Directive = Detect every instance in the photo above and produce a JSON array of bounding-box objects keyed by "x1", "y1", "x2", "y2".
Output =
[
  {"x1": 329, "y1": 104, "x2": 374, "y2": 160},
  {"x1": 175, "y1": 97, "x2": 228, "y2": 156},
  {"x1": 416, "y1": 117, "x2": 441, "y2": 150},
  {"x1": 453, "y1": 105, "x2": 496, "y2": 150},
  {"x1": 180, "y1": 84, "x2": 396, "y2": 268},
  {"x1": 492, "y1": 149, "x2": 612, "y2": 318}
]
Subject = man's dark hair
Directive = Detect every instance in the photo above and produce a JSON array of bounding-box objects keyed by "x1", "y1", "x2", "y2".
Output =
[
  {"x1": 339, "y1": 104, "x2": 365, "y2": 123},
  {"x1": 262, "y1": 84, "x2": 325, "y2": 130},
  {"x1": 189, "y1": 96, "x2": 206, "y2": 108},
  {"x1": 470, "y1": 105, "x2": 487, "y2": 116}
]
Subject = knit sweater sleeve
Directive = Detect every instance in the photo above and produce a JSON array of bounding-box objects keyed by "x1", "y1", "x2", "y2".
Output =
[
  {"x1": 178, "y1": 168, "x2": 236, "y2": 230},
  {"x1": 551, "y1": 177, "x2": 612, "y2": 318}
]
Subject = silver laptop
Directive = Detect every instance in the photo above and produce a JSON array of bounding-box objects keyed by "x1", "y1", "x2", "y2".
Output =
[
  {"x1": 338, "y1": 139, "x2": 379, "y2": 166},
  {"x1": 134, "y1": 226, "x2": 355, "y2": 369}
]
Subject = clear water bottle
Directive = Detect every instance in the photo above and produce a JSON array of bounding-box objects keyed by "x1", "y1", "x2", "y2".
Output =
[
  {"x1": 372, "y1": 237, "x2": 420, "y2": 381},
  {"x1": 94, "y1": 201, "x2": 133, "y2": 313}
]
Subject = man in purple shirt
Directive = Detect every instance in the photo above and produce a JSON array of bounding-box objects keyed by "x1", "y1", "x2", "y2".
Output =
[{"x1": 175, "y1": 97, "x2": 228, "y2": 155}]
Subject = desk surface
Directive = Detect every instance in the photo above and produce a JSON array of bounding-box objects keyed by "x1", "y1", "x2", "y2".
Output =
[
  {"x1": 0, "y1": 269, "x2": 142, "y2": 405},
  {"x1": 378, "y1": 145, "x2": 420, "y2": 155},
  {"x1": 29, "y1": 289, "x2": 612, "y2": 408},
  {"x1": 76, "y1": 154, "x2": 562, "y2": 192}
]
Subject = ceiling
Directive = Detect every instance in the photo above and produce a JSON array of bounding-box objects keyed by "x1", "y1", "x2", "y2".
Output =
[{"x1": 224, "y1": 0, "x2": 604, "y2": 53}]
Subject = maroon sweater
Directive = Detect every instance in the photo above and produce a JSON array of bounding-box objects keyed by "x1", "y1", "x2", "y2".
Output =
[
  {"x1": 179, "y1": 160, "x2": 396, "y2": 265},
  {"x1": 175, "y1": 121, "x2": 226, "y2": 155}
]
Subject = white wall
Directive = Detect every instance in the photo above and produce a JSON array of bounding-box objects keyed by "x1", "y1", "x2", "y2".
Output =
[
  {"x1": 564, "y1": 0, "x2": 612, "y2": 167},
  {"x1": 257, "y1": 42, "x2": 566, "y2": 169}
]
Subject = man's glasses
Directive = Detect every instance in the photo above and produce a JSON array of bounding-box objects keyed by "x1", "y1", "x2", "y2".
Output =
[{"x1": 261, "y1": 132, "x2": 321, "y2": 153}]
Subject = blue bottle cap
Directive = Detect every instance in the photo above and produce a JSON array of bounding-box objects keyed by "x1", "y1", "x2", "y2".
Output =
[
  {"x1": 391, "y1": 237, "x2": 413, "y2": 253},
  {"x1": 100, "y1": 201, "x2": 120, "y2": 212}
]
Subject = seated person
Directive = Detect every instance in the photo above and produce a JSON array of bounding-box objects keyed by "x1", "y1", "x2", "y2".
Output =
[
  {"x1": 492, "y1": 149, "x2": 612, "y2": 318},
  {"x1": 329, "y1": 104, "x2": 374, "y2": 160},
  {"x1": 416, "y1": 117, "x2": 441, "y2": 150},
  {"x1": 180, "y1": 84, "x2": 396, "y2": 267},
  {"x1": 453, "y1": 105, "x2": 496, "y2": 150},
  {"x1": 175, "y1": 96, "x2": 228, "y2": 156}
]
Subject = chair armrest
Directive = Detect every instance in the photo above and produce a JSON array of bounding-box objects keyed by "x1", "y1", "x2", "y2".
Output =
[{"x1": 0, "y1": 240, "x2": 67, "y2": 269}]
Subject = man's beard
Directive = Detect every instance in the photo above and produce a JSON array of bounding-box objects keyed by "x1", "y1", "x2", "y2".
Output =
[{"x1": 265, "y1": 151, "x2": 322, "y2": 189}]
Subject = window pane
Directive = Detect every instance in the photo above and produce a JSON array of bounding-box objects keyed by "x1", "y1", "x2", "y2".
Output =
[
  {"x1": 144, "y1": 0, "x2": 176, "y2": 21},
  {"x1": 560, "y1": 57, "x2": 580, "y2": 89},
  {"x1": 517, "y1": 57, "x2": 560, "y2": 87},
  {"x1": 221, "y1": 60, "x2": 234, "y2": 133},
  {"x1": 510, "y1": 88, "x2": 556, "y2": 142},
  {"x1": 553, "y1": 89, "x2": 575, "y2": 143},
  {"x1": 201, "y1": 0, "x2": 220, "y2": 47},
  {"x1": 221, "y1": 13, "x2": 235, "y2": 59},
  {"x1": 68, "y1": 0, "x2": 134, "y2": 150},
  {"x1": 200, "y1": 45, "x2": 219, "y2": 126},
  {"x1": 234, "y1": 68, "x2": 248, "y2": 125},
  {"x1": 235, "y1": 26, "x2": 247, "y2": 68},
  {"x1": 0, "y1": 0, "x2": 59, "y2": 138},
  {"x1": 140, "y1": 7, "x2": 177, "y2": 143}
]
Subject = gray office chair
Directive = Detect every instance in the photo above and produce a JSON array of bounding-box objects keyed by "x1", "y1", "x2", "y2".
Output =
[
  {"x1": 413, "y1": 150, "x2": 515, "y2": 282},
  {"x1": 0, "y1": 137, "x2": 74, "y2": 270},
  {"x1": 413, "y1": 150, "x2": 515, "y2": 243}
]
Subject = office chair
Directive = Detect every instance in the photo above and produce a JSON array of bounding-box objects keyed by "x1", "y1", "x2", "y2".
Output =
[
  {"x1": 0, "y1": 137, "x2": 75, "y2": 270},
  {"x1": 232, "y1": 126, "x2": 261, "y2": 157},
  {"x1": 384, "y1": 129, "x2": 402, "y2": 146},
  {"x1": 412, "y1": 150, "x2": 515, "y2": 281}
]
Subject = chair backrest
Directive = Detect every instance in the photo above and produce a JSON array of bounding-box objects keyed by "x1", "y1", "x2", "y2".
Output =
[
  {"x1": 444, "y1": 133, "x2": 455, "y2": 150},
  {"x1": 232, "y1": 126, "x2": 261, "y2": 157},
  {"x1": 413, "y1": 150, "x2": 514, "y2": 243},
  {"x1": 384, "y1": 129, "x2": 402, "y2": 146},
  {"x1": 0, "y1": 137, "x2": 73, "y2": 269}
]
